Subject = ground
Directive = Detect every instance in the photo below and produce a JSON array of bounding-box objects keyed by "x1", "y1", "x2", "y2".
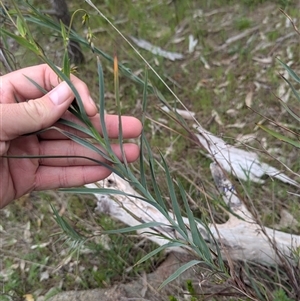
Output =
[{"x1": 0, "y1": 0, "x2": 300, "y2": 300}]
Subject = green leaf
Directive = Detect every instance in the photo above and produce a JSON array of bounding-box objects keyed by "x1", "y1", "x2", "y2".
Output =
[
  {"x1": 280, "y1": 74, "x2": 300, "y2": 104},
  {"x1": 161, "y1": 156, "x2": 188, "y2": 237},
  {"x1": 258, "y1": 125, "x2": 300, "y2": 149},
  {"x1": 97, "y1": 57, "x2": 113, "y2": 150},
  {"x1": 182, "y1": 188, "x2": 212, "y2": 262},
  {"x1": 61, "y1": 130, "x2": 113, "y2": 160},
  {"x1": 62, "y1": 50, "x2": 71, "y2": 79},
  {"x1": 4, "y1": 154, "x2": 112, "y2": 167},
  {"x1": 50, "y1": 203, "x2": 85, "y2": 242},
  {"x1": 60, "y1": 19, "x2": 67, "y2": 42},
  {"x1": 61, "y1": 184, "x2": 174, "y2": 224},
  {"x1": 114, "y1": 55, "x2": 127, "y2": 168},
  {"x1": 278, "y1": 58, "x2": 300, "y2": 83},
  {"x1": 41, "y1": 58, "x2": 88, "y2": 119},
  {"x1": 103, "y1": 221, "x2": 168, "y2": 234},
  {"x1": 0, "y1": 28, "x2": 39, "y2": 53},
  {"x1": 139, "y1": 66, "x2": 149, "y2": 188},
  {"x1": 58, "y1": 118, "x2": 95, "y2": 137},
  {"x1": 139, "y1": 132, "x2": 147, "y2": 189},
  {"x1": 16, "y1": 16, "x2": 26, "y2": 37},
  {"x1": 159, "y1": 260, "x2": 201, "y2": 290},
  {"x1": 23, "y1": 75, "x2": 48, "y2": 94},
  {"x1": 59, "y1": 186, "x2": 146, "y2": 199},
  {"x1": 25, "y1": 11, "x2": 154, "y2": 92},
  {"x1": 146, "y1": 142, "x2": 168, "y2": 213},
  {"x1": 136, "y1": 242, "x2": 184, "y2": 265},
  {"x1": 277, "y1": 98, "x2": 300, "y2": 122}
]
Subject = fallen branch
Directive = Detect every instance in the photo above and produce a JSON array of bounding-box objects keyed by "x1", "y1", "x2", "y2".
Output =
[
  {"x1": 161, "y1": 106, "x2": 299, "y2": 187},
  {"x1": 86, "y1": 163, "x2": 300, "y2": 266}
]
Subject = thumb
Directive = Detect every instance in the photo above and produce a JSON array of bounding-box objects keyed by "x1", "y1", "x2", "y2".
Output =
[{"x1": 1, "y1": 81, "x2": 74, "y2": 140}]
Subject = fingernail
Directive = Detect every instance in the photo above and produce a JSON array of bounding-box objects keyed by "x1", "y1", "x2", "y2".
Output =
[{"x1": 49, "y1": 82, "x2": 71, "y2": 105}]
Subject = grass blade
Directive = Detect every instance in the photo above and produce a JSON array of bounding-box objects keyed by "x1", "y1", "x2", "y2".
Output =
[
  {"x1": 277, "y1": 98, "x2": 300, "y2": 122},
  {"x1": 103, "y1": 221, "x2": 169, "y2": 234},
  {"x1": 278, "y1": 58, "x2": 300, "y2": 83},
  {"x1": 139, "y1": 66, "x2": 149, "y2": 188},
  {"x1": 161, "y1": 155, "x2": 188, "y2": 237},
  {"x1": 60, "y1": 130, "x2": 113, "y2": 161},
  {"x1": 50, "y1": 203, "x2": 84, "y2": 242},
  {"x1": 280, "y1": 74, "x2": 300, "y2": 103},
  {"x1": 23, "y1": 75, "x2": 48, "y2": 94},
  {"x1": 258, "y1": 125, "x2": 300, "y2": 149},
  {"x1": 181, "y1": 186, "x2": 213, "y2": 263},
  {"x1": 114, "y1": 55, "x2": 127, "y2": 168},
  {"x1": 58, "y1": 118, "x2": 95, "y2": 137},
  {"x1": 136, "y1": 242, "x2": 185, "y2": 265},
  {"x1": 159, "y1": 260, "x2": 201, "y2": 290},
  {"x1": 144, "y1": 139, "x2": 168, "y2": 213}
]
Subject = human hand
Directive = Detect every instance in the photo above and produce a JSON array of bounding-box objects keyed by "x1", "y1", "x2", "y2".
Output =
[{"x1": 0, "y1": 64, "x2": 142, "y2": 208}]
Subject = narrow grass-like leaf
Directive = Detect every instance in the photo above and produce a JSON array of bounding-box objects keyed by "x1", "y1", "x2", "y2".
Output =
[
  {"x1": 144, "y1": 139, "x2": 168, "y2": 212},
  {"x1": 60, "y1": 130, "x2": 113, "y2": 161},
  {"x1": 50, "y1": 203, "x2": 84, "y2": 242},
  {"x1": 4, "y1": 154, "x2": 112, "y2": 168},
  {"x1": 114, "y1": 55, "x2": 127, "y2": 167},
  {"x1": 60, "y1": 18, "x2": 67, "y2": 40},
  {"x1": 280, "y1": 75, "x2": 300, "y2": 103},
  {"x1": 42, "y1": 58, "x2": 89, "y2": 119},
  {"x1": 244, "y1": 264, "x2": 266, "y2": 300},
  {"x1": 24, "y1": 74, "x2": 86, "y2": 125},
  {"x1": 103, "y1": 221, "x2": 168, "y2": 234},
  {"x1": 0, "y1": 28, "x2": 39, "y2": 53},
  {"x1": 159, "y1": 260, "x2": 202, "y2": 290},
  {"x1": 23, "y1": 74, "x2": 48, "y2": 94},
  {"x1": 140, "y1": 66, "x2": 149, "y2": 188},
  {"x1": 84, "y1": 0, "x2": 190, "y2": 116},
  {"x1": 136, "y1": 242, "x2": 184, "y2": 265},
  {"x1": 24, "y1": 9, "x2": 159, "y2": 100},
  {"x1": 16, "y1": 16, "x2": 26, "y2": 37},
  {"x1": 182, "y1": 189, "x2": 213, "y2": 263},
  {"x1": 60, "y1": 20, "x2": 71, "y2": 78},
  {"x1": 97, "y1": 56, "x2": 114, "y2": 155},
  {"x1": 37, "y1": 125, "x2": 111, "y2": 164},
  {"x1": 59, "y1": 187, "x2": 147, "y2": 200},
  {"x1": 62, "y1": 49, "x2": 71, "y2": 79},
  {"x1": 58, "y1": 118, "x2": 95, "y2": 137},
  {"x1": 139, "y1": 132, "x2": 147, "y2": 189},
  {"x1": 278, "y1": 59, "x2": 300, "y2": 83},
  {"x1": 161, "y1": 157, "x2": 188, "y2": 237},
  {"x1": 11, "y1": 0, "x2": 36, "y2": 42},
  {"x1": 258, "y1": 125, "x2": 300, "y2": 149},
  {"x1": 64, "y1": 182, "x2": 175, "y2": 223},
  {"x1": 277, "y1": 98, "x2": 300, "y2": 122}
]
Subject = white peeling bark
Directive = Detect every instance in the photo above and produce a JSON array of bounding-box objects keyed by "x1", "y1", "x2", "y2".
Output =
[{"x1": 86, "y1": 162, "x2": 300, "y2": 266}]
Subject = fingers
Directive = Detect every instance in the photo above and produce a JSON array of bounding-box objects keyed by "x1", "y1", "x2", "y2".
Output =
[
  {"x1": 0, "y1": 82, "x2": 76, "y2": 140},
  {"x1": 39, "y1": 140, "x2": 140, "y2": 166},
  {"x1": 35, "y1": 165, "x2": 113, "y2": 191},
  {"x1": 38, "y1": 114, "x2": 143, "y2": 140},
  {"x1": 0, "y1": 64, "x2": 97, "y2": 116}
]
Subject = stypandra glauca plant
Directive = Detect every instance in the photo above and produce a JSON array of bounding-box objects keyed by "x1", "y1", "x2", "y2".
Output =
[
  {"x1": 1, "y1": 1, "x2": 299, "y2": 300},
  {"x1": 0, "y1": 0, "x2": 229, "y2": 291}
]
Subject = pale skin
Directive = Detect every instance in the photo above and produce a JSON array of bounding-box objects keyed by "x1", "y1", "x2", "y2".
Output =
[{"x1": 0, "y1": 64, "x2": 142, "y2": 208}]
